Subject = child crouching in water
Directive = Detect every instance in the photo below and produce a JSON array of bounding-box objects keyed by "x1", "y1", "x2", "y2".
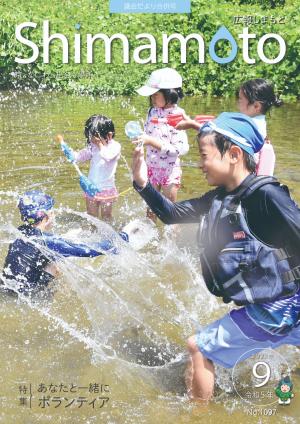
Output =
[
  {"x1": 1, "y1": 190, "x2": 129, "y2": 297},
  {"x1": 73, "y1": 115, "x2": 121, "y2": 221}
]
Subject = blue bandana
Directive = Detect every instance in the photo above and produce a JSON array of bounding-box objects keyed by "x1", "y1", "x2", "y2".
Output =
[
  {"x1": 18, "y1": 190, "x2": 54, "y2": 224},
  {"x1": 201, "y1": 112, "x2": 264, "y2": 156}
]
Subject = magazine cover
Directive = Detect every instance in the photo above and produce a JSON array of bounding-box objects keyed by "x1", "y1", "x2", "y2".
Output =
[{"x1": 0, "y1": 0, "x2": 299, "y2": 423}]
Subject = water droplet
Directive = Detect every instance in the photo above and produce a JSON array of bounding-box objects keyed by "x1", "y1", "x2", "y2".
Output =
[{"x1": 209, "y1": 26, "x2": 238, "y2": 64}]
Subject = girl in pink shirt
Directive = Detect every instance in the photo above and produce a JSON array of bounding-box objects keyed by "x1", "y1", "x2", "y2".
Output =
[
  {"x1": 74, "y1": 115, "x2": 121, "y2": 221},
  {"x1": 136, "y1": 68, "x2": 189, "y2": 221}
]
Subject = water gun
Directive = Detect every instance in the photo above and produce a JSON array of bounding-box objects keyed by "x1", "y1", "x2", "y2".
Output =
[
  {"x1": 150, "y1": 114, "x2": 215, "y2": 127},
  {"x1": 125, "y1": 121, "x2": 144, "y2": 147},
  {"x1": 56, "y1": 134, "x2": 100, "y2": 197}
]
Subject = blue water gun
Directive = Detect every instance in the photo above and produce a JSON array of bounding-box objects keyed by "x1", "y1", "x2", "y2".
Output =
[
  {"x1": 125, "y1": 121, "x2": 144, "y2": 147},
  {"x1": 56, "y1": 134, "x2": 100, "y2": 197}
]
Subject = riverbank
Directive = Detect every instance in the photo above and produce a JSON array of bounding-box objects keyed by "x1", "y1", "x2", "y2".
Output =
[{"x1": 0, "y1": 0, "x2": 299, "y2": 98}]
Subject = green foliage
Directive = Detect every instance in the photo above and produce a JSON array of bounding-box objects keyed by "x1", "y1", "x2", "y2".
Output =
[
  {"x1": 0, "y1": 0, "x2": 299, "y2": 98},
  {"x1": 241, "y1": 0, "x2": 285, "y2": 8},
  {"x1": 224, "y1": 0, "x2": 285, "y2": 8}
]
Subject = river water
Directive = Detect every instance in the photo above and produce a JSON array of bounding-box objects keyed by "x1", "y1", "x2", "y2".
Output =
[{"x1": 0, "y1": 91, "x2": 299, "y2": 424}]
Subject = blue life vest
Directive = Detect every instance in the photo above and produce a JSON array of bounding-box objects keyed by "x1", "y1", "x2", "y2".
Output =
[{"x1": 198, "y1": 176, "x2": 300, "y2": 306}]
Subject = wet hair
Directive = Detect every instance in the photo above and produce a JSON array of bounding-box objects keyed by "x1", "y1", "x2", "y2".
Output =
[
  {"x1": 238, "y1": 79, "x2": 283, "y2": 114},
  {"x1": 198, "y1": 130, "x2": 257, "y2": 173},
  {"x1": 150, "y1": 87, "x2": 184, "y2": 107},
  {"x1": 84, "y1": 115, "x2": 115, "y2": 145}
]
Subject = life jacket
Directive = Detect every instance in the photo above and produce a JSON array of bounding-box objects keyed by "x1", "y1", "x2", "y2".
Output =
[
  {"x1": 198, "y1": 175, "x2": 300, "y2": 306},
  {"x1": 2, "y1": 225, "x2": 55, "y2": 295}
]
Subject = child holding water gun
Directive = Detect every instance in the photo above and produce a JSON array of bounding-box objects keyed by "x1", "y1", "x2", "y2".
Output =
[
  {"x1": 73, "y1": 115, "x2": 121, "y2": 221},
  {"x1": 135, "y1": 68, "x2": 189, "y2": 220},
  {"x1": 237, "y1": 78, "x2": 283, "y2": 176}
]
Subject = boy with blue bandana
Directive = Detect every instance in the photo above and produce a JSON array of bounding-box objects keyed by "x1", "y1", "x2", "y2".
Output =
[{"x1": 132, "y1": 112, "x2": 300, "y2": 401}]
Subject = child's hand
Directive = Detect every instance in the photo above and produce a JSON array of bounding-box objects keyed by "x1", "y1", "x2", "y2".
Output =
[
  {"x1": 55, "y1": 134, "x2": 64, "y2": 144},
  {"x1": 131, "y1": 135, "x2": 144, "y2": 147},
  {"x1": 44, "y1": 262, "x2": 61, "y2": 278},
  {"x1": 132, "y1": 146, "x2": 148, "y2": 188},
  {"x1": 133, "y1": 134, "x2": 161, "y2": 150},
  {"x1": 90, "y1": 135, "x2": 107, "y2": 148},
  {"x1": 132, "y1": 134, "x2": 152, "y2": 146},
  {"x1": 95, "y1": 139, "x2": 106, "y2": 148}
]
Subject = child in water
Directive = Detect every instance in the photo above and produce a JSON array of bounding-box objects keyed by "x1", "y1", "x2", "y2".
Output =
[
  {"x1": 73, "y1": 115, "x2": 121, "y2": 221},
  {"x1": 177, "y1": 78, "x2": 282, "y2": 176},
  {"x1": 237, "y1": 78, "x2": 283, "y2": 175},
  {"x1": 135, "y1": 68, "x2": 189, "y2": 220},
  {"x1": 132, "y1": 112, "x2": 300, "y2": 401},
  {"x1": 1, "y1": 190, "x2": 129, "y2": 296}
]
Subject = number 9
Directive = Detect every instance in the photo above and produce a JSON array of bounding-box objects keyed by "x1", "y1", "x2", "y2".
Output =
[{"x1": 252, "y1": 361, "x2": 271, "y2": 387}]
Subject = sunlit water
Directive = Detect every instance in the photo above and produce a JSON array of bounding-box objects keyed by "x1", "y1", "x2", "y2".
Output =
[{"x1": 0, "y1": 91, "x2": 299, "y2": 423}]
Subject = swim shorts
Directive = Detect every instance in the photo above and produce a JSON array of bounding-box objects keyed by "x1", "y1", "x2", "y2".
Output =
[
  {"x1": 84, "y1": 187, "x2": 118, "y2": 205},
  {"x1": 147, "y1": 166, "x2": 182, "y2": 187},
  {"x1": 196, "y1": 308, "x2": 300, "y2": 368}
]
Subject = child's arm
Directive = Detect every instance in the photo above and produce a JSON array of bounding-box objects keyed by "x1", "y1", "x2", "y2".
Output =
[
  {"x1": 136, "y1": 129, "x2": 189, "y2": 157},
  {"x1": 132, "y1": 147, "x2": 215, "y2": 224},
  {"x1": 162, "y1": 129, "x2": 189, "y2": 156},
  {"x1": 136, "y1": 107, "x2": 189, "y2": 156},
  {"x1": 134, "y1": 180, "x2": 214, "y2": 224},
  {"x1": 73, "y1": 147, "x2": 93, "y2": 163},
  {"x1": 42, "y1": 232, "x2": 129, "y2": 257},
  {"x1": 175, "y1": 118, "x2": 202, "y2": 131}
]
